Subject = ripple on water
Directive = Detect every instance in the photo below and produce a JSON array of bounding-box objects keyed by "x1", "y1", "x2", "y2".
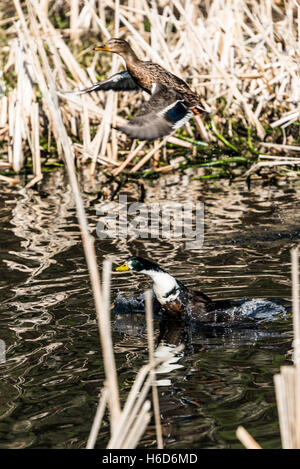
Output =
[{"x1": 0, "y1": 171, "x2": 298, "y2": 448}]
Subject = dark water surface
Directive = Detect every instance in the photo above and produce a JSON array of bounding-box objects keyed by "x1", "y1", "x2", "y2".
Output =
[{"x1": 0, "y1": 169, "x2": 299, "y2": 449}]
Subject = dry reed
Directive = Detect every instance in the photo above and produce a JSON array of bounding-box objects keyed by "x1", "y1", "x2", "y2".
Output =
[
  {"x1": 0, "y1": 0, "x2": 299, "y2": 179},
  {"x1": 236, "y1": 426, "x2": 262, "y2": 450},
  {"x1": 237, "y1": 247, "x2": 300, "y2": 449},
  {"x1": 145, "y1": 289, "x2": 163, "y2": 449}
]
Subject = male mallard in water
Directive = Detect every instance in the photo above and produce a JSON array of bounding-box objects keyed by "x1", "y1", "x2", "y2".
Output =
[
  {"x1": 71, "y1": 38, "x2": 209, "y2": 141},
  {"x1": 116, "y1": 256, "x2": 231, "y2": 321}
]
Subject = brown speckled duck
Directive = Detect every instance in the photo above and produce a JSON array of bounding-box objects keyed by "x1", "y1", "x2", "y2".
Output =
[{"x1": 70, "y1": 38, "x2": 209, "y2": 141}]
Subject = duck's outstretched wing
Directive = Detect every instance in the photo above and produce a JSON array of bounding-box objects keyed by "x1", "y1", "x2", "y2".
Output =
[
  {"x1": 115, "y1": 83, "x2": 193, "y2": 140},
  {"x1": 60, "y1": 71, "x2": 140, "y2": 95}
]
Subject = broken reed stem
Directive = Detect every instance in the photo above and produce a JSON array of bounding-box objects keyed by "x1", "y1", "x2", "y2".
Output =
[
  {"x1": 15, "y1": 0, "x2": 122, "y2": 435},
  {"x1": 31, "y1": 101, "x2": 41, "y2": 178},
  {"x1": 107, "y1": 344, "x2": 184, "y2": 449},
  {"x1": 109, "y1": 374, "x2": 153, "y2": 449},
  {"x1": 100, "y1": 258, "x2": 121, "y2": 434},
  {"x1": 49, "y1": 80, "x2": 122, "y2": 437},
  {"x1": 25, "y1": 102, "x2": 43, "y2": 189},
  {"x1": 86, "y1": 387, "x2": 109, "y2": 449},
  {"x1": 291, "y1": 247, "x2": 300, "y2": 448},
  {"x1": 236, "y1": 426, "x2": 262, "y2": 449},
  {"x1": 28, "y1": 101, "x2": 43, "y2": 188},
  {"x1": 145, "y1": 289, "x2": 163, "y2": 449},
  {"x1": 49, "y1": 81, "x2": 122, "y2": 433},
  {"x1": 274, "y1": 371, "x2": 292, "y2": 449},
  {"x1": 292, "y1": 248, "x2": 300, "y2": 364},
  {"x1": 0, "y1": 174, "x2": 19, "y2": 184},
  {"x1": 272, "y1": 248, "x2": 300, "y2": 449},
  {"x1": 130, "y1": 137, "x2": 168, "y2": 173},
  {"x1": 120, "y1": 401, "x2": 152, "y2": 449},
  {"x1": 113, "y1": 140, "x2": 146, "y2": 176},
  {"x1": 70, "y1": 0, "x2": 79, "y2": 44}
]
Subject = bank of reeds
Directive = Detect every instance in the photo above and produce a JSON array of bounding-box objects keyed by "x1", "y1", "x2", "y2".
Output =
[
  {"x1": 237, "y1": 247, "x2": 300, "y2": 450},
  {"x1": 0, "y1": 0, "x2": 300, "y2": 182}
]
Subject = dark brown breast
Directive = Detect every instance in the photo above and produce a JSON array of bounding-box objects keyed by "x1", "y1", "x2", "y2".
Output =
[
  {"x1": 161, "y1": 288, "x2": 213, "y2": 321},
  {"x1": 160, "y1": 288, "x2": 241, "y2": 323}
]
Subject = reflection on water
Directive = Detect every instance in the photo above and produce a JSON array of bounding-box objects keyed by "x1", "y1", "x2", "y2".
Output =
[{"x1": 0, "y1": 169, "x2": 299, "y2": 448}]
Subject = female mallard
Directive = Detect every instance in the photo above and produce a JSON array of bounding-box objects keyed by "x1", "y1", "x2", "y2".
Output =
[
  {"x1": 71, "y1": 38, "x2": 209, "y2": 141},
  {"x1": 116, "y1": 256, "x2": 232, "y2": 322}
]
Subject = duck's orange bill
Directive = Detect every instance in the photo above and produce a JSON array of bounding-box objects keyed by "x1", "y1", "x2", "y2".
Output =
[
  {"x1": 116, "y1": 262, "x2": 129, "y2": 271},
  {"x1": 94, "y1": 45, "x2": 111, "y2": 51}
]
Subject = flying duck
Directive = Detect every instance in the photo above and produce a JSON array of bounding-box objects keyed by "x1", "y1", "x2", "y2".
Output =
[{"x1": 69, "y1": 38, "x2": 209, "y2": 141}]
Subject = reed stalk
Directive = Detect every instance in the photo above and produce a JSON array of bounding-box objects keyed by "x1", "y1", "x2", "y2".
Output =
[
  {"x1": 14, "y1": 0, "x2": 122, "y2": 437},
  {"x1": 237, "y1": 247, "x2": 300, "y2": 449},
  {"x1": 86, "y1": 387, "x2": 109, "y2": 449},
  {"x1": 236, "y1": 426, "x2": 262, "y2": 450},
  {"x1": 145, "y1": 289, "x2": 163, "y2": 449},
  {"x1": 107, "y1": 344, "x2": 183, "y2": 449},
  {"x1": 291, "y1": 248, "x2": 300, "y2": 448}
]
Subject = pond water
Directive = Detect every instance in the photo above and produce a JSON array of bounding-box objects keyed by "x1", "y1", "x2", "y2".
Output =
[{"x1": 0, "y1": 169, "x2": 299, "y2": 449}]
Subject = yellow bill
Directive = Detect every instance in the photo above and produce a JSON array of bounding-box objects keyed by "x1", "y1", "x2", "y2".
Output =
[
  {"x1": 116, "y1": 262, "x2": 129, "y2": 272},
  {"x1": 94, "y1": 45, "x2": 111, "y2": 51}
]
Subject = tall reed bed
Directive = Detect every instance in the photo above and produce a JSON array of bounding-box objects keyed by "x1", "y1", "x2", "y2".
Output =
[{"x1": 0, "y1": 0, "x2": 300, "y2": 180}]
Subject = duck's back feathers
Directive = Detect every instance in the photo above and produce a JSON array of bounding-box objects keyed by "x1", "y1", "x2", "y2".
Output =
[
  {"x1": 115, "y1": 83, "x2": 193, "y2": 140},
  {"x1": 127, "y1": 61, "x2": 192, "y2": 93}
]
